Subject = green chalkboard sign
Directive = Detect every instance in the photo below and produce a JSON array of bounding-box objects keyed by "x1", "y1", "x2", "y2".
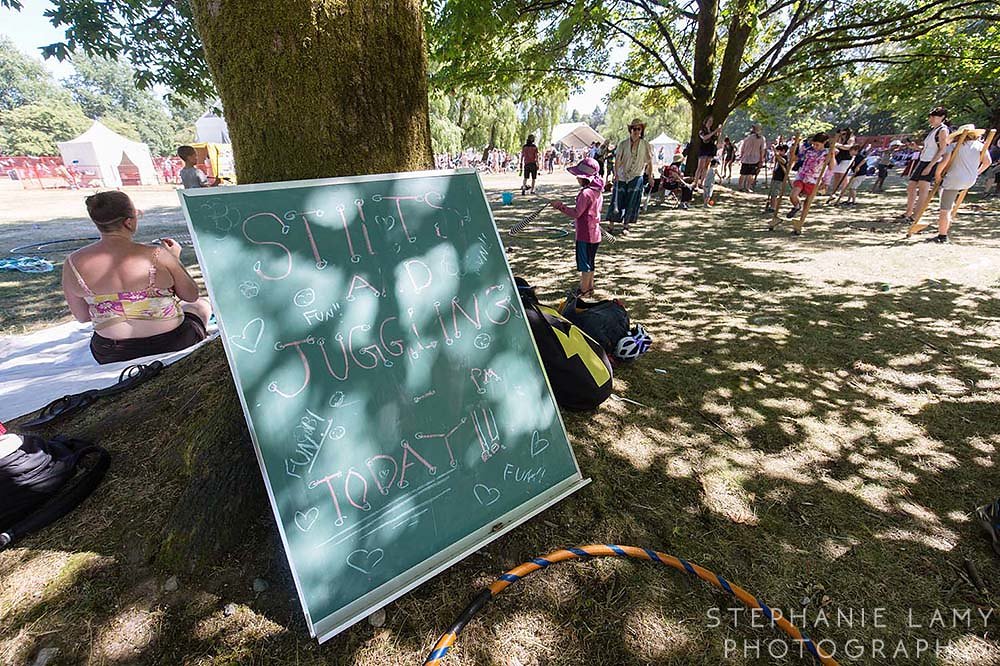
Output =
[{"x1": 179, "y1": 169, "x2": 588, "y2": 641}]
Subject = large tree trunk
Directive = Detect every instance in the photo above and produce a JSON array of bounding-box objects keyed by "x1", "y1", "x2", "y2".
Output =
[
  {"x1": 189, "y1": 0, "x2": 434, "y2": 183},
  {"x1": 149, "y1": 0, "x2": 435, "y2": 566},
  {"x1": 684, "y1": 0, "x2": 752, "y2": 177}
]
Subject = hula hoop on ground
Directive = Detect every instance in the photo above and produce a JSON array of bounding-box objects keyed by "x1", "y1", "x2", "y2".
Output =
[
  {"x1": 424, "y1": 544, "x2": 840, "y2": 665},
  {"x1": 509, "y1": 204, "x2": 549, "y2": 235},
  {"x1": 10, "y1": 238, "x2": 99, "y2": 255}
]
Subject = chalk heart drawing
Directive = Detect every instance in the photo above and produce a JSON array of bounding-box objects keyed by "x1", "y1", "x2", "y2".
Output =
[
  {"x1": 294, "y1": 507, "x2": 319, "y2": 532},
  {"x1": 473, "y1": 484, "x2": 501, "y2": 506},
  {"x1": 347, "y1": 548, "x2": 384, "y2": 575},
  {"x1": 530, "y1": 431, "x2": 549, "y2": 458},
  {"x1": 230, "y1": 318, "x2": 264, "y2": 354}
]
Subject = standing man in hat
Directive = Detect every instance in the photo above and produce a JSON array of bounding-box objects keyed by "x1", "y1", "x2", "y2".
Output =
[{"x1": 613, "y1": 118, "x2": 654, "y2": 234}]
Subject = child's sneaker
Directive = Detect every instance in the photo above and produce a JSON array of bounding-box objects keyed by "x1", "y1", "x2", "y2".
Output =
[
  {"x1": 928, "y1": 234, "x2": 949, "y2": 244},
  {"x1": 976, "y1": 500, "x2": 1000, "y2": 556},
  {"x1": 785, "y1": 206, "x2": 801, "y2": 219}
]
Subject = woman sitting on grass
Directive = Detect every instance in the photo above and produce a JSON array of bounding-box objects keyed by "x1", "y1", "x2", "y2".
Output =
[{"x1": 62, "y1": 191, "x2": 212, "y2": 365}]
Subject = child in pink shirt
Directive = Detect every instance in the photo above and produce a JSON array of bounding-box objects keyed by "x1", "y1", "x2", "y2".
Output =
[{"x1": 550, "y1": 157, "x2": 604, "y2": 296}]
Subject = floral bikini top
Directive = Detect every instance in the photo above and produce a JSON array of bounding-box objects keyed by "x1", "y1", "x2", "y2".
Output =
[{"x1": 67, "y1": 248, "x2": 182, "y2": 331}]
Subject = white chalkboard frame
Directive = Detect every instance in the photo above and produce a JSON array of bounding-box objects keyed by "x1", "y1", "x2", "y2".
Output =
[{"x1": 179, "y1": 168, "x2": 590, "y2": 642}]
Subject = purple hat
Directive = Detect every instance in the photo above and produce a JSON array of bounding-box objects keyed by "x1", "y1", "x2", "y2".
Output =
[{"x1": 567, "y1": 157, "x2": 600, "y2": 182}]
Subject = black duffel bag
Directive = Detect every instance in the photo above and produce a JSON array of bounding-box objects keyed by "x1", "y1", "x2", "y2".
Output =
[{"x1": 0, "y1": 433, "x2": 110, "y2": 550}]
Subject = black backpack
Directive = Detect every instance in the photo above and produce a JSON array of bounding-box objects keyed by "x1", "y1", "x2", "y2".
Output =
[
  {"x1": 557, "y1": 292, "x2": 630, "y2": 356},
  {"x1": 0, "y1": 434, "x2": 110, "y2": 550},
  {"x1": 516, "y1": 278, "x2": 613, "y2": 411}
]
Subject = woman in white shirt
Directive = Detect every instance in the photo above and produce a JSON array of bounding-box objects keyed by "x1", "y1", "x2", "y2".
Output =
[
  {"x1": 899, "y1": 107, "x2": 950, "y2": 223},
  {"x1": 931, "y1": 124, "x2": 993, "y2": 243},
  {"x1": 829, "y1": 127, "x2": 855, "y2": 198}
]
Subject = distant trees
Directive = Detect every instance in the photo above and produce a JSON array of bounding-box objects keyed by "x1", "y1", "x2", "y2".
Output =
[
  {"x1": 0, "y1": 38, "x2": 202, "y2": 156},
  {"x1": 599, "y1": 89, "x2": 690, "y2": 146},
  {"x1": 429, "y1": 0, "x2": 999, "y2": 172}
]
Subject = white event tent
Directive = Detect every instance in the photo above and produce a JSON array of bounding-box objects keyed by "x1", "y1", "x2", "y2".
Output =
[
  {"x1": 550, "y1": 122, "x2": 604, "y2": 149},
  {"x1": 195, "y1": 111, "x2": 231, "y2": 144},
  {"x1": 649, "y1": 132, "x2": 682, "y2": 158},
  {"x1": 57, "y1": 121, "x2": 156, "y2": 187}
]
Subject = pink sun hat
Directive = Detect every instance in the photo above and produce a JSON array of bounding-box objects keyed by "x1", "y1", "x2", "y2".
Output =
[{"x1": 567, "y1": 157, "x2": 601, "y2": 182}]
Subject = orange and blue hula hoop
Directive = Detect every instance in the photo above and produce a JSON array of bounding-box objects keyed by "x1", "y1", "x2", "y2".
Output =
[{"x1": 424, "y1": 544, "x2": 840, "y2": 665}]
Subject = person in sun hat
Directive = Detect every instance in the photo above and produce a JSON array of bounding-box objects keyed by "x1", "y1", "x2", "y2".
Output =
[
  {"x1": 550, "y1": 157, "x2": 605, "y2": 297},
  {"x1": 930, "y1": 123, "x2": 992, "y2": 244},
  {"x1": 612, "y1": 117, "x2": 654, "y2": 233},
  {"x1": 659, "y1": 152, "x2": 694, "y2": 208}
]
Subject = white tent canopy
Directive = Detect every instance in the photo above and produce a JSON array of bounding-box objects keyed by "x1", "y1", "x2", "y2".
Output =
[
  {"x1": 57, "y1": 121, "x2": 156, "y2": 187},
  {"x1": 649, "y1": 132, "x2": 681, "y2": 151},
  {"x1": 195, "y1": 111, "x2": 231, "y2": 144},
  {"x1": 550, "y1": 122, "x2": 604, "y2": 149}
]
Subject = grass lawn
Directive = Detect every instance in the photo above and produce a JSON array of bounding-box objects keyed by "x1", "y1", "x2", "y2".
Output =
[{"x1": 1, "y1": 175, "x2": 999, "y2": 665}]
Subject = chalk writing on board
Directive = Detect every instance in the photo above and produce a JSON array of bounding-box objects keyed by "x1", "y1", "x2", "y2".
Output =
[
  {"x1": 285, "y1": 408, "x2": 346, "y2": 479},
  {"x1": 229, "y1": 317, "x2": 264, "y2": 354},
  {"x1": 530, "y1": 431, "x2": 550, "y2": 458},
  {"x1": 313, "y1": 469, "x2": 457, "y2": 550},
  {"x1": 412, "y1": 390, "x2": 436, "y2": 404},
  {"x1": 243, "y1": 212, "x2": 292, "y2": 281},
  {"x1": 473, "y1": 483, "x2": 501, "y2": 506},
  {"x1": 295, "y1": 507, "x2": 319, "y2": 532},
  {"x1": 239, "y1": 281, "x2": 260, "y2": 299},
  {"x1": 293, "y1": 288, "x2": 315, "y2": 307},
  {"x1": 470, "y1": 367, "x2": 501, "y2": 394},
  {"x1": 181, "y1": 171, "x2": 586, "y2": 642},
  {"x1": 472, "y1": 406, "x2": 501, "y2": 462},
  {"x1": 346, "y1": 547, "x2": 384, "y2": 575},
  {"x1": 503, "y1": 464, "x2": 547, "y2": 484},
  {"x1": 415, "y1": 416, "x2": 467, "y2": 468}
]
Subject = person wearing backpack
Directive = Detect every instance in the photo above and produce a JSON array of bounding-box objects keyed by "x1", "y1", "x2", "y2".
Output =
[{"x1": 550, "y1": 157, "x2": 604, "y2": 297}]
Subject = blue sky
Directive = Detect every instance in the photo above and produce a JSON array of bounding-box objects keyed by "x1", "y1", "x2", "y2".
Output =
[
  {"x1": 1, "y1": 0, "x2": 613, "y2": 113},
  {"x1": 0, "y1": 0, "x2": 74, "y2": 78}
]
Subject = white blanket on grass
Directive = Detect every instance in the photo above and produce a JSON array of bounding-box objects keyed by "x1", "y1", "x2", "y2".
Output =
[{"x1": 0, "y1": 320, "x2": 219, "y2": 423}]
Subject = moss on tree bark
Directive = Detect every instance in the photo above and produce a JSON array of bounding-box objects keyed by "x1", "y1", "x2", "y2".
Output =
[
  {"x1": 188, "y1": 0, "x2": 434, "y2": 183},
  {"x1": 140, "y1": 0, "x2": 436, "y2": 567}
]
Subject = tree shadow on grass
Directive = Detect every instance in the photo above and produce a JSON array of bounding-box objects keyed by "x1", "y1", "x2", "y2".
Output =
[{"x1": 1, "y1": 183, "x2": 999, "y2": 664}]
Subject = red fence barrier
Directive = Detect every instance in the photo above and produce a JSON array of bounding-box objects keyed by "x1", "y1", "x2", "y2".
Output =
[{"x1": 0, "y1": 155, "x2": 209, "y2": 189}]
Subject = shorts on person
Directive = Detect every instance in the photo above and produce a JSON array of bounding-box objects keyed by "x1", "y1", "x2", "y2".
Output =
[
  {"x1": 740, "y1": 162, "x2": 760, "y2": 176},
  {"x1": 850, "y1": 176, "x2": 871, "y2": 193},
  {"x1": 699, "y1": 142, "x2": 717, "y2": 158},
  {"x1": 768, "y1": 178, "x2": 785, "y2": 197},
  {"x1": 90, "y1": 312, "x2": 207, "y2": 365},
  {"x1": 832, "y1": 159, "x2": 852, "y2": 174},
  {"x1": 909, "y1": 160, "x2": 939, "y2": 183},
  {"x1": 793, "y1": 179, "x2": 817, "y2": 196},
  {"x1": 575, "y1": 241, "x2": 599, "y2": 273},
  {"x1": 939, "y1": 188, "x2": 964, "y2": 210},
  {"x1": 523, "y1": 161, "x2": 538, "y2": 179}
]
